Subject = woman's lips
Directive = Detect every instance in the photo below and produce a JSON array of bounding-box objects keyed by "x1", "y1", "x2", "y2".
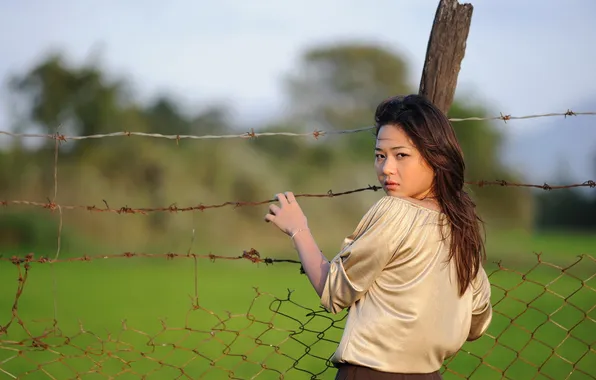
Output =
[{"x1": 384, "y1": 181, "x2": 398, "y2": 190}]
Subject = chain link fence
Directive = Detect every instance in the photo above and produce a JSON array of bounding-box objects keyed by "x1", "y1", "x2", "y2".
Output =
[{"x1": 1, "y1": 252, "x2": 594, "y2": 379}]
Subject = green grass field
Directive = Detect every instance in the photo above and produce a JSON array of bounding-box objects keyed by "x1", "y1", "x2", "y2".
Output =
[{"x1": 1, "y1": 232, "x2": 595, "y2": 379}]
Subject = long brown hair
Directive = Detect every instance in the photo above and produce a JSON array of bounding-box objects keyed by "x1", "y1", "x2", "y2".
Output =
[{"x1": 374, "y1": 94, "x2": 486, "y2": 296}]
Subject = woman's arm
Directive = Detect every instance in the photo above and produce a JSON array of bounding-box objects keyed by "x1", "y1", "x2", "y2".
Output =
[
  {"x1": 467, "y1": 266, "x2": 493, "y2": 341},
  {"x1": 290, "y1": 228, "x2": 330, "y2": 297},
  {"x1": 265, "y1": 192, "x2": 409, "y2": 313},
  {"x1": 263, "y1": 192, "x2": 330, "y2": 297}
]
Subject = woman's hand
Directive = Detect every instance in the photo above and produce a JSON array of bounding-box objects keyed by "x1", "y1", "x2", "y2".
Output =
[
  {"x1": 264, "y1": 192, "x2": 309, "y2": 236},
  {"x1": 264, "y1": 192, "x2": 329, "y2": 298}
]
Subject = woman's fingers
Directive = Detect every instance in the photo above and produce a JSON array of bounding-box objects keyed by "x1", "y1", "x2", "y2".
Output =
[
  {"x1": 269, "y1": 204, "x2": 280, "y2": 214},
  {"x1": 275, "y1": 192, "x2": 289, "y2": 206},
  {"x1": 265, "y1": 191, "x2": 300, "y2": 228},
  {"x1": 284, "y1": 191, "x2": 296, "y2": 204}
]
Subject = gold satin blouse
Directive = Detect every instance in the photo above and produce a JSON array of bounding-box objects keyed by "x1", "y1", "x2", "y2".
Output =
[{"x1": 320, "y1": 195, "x2": 492, "y2": 374}]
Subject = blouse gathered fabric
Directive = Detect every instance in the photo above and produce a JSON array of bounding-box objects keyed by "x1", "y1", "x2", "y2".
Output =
[{"x1": 320, "y1": 195, "x2": 492, "y2": 374}]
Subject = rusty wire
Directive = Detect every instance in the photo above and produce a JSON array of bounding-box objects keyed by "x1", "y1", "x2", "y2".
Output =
[
  {"x1": 2, "y1": 180, "x2": 595, "y2": 215},
  {"x1": 0, "y1": 110, "x2": 594, "y2": 142},
  {"x1": 0, "y1": 248, "x2": 302, "y2": 267},
  {"x1": 1, "y1": 111, "x2": 595, "y2": 380},
  {"x1": 0, "y1": 253, "x2": 594, "y2": 379}
]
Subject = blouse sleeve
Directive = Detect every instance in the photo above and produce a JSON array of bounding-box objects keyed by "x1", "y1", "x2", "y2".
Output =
[
  {"x1": 467, "y1": 265, "x2": 493, "y2": 341},
  {"x1": 320, "y1": 196, "x2": 413, "y2": 314}
]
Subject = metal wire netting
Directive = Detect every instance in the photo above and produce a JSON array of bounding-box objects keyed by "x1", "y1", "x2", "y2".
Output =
[{"x1": 0, "y1": 252, "x2": 594, "y2": 380}]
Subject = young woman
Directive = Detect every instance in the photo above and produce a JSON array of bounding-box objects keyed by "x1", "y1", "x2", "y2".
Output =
[{"x1": 264, "y1": 94, "x2": 493, "y2": 380}]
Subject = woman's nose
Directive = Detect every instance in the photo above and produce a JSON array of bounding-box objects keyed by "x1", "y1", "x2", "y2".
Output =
[{"x1": 382, "y1": 160, "x2": 396, "y2": 175}]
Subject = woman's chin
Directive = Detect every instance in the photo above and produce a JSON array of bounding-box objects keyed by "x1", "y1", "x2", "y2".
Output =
[{"x1": 383, "y1": 188, "x2": 403, "y2": 197}]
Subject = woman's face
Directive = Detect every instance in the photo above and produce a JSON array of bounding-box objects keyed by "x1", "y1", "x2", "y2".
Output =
[{"x1": 374, "y1": 124, "x2": 435, "y2": 200}]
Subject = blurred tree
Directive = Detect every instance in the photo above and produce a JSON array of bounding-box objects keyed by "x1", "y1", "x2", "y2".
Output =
[
  {"x1": 447, "y1": 102, "x2": 534, "y2": 229},
  {"x1": 8, "y1": 52, "x2": 127, "y2": 149},
  {"x1": 0, "y1": 44, "x2": 542, "y2": 254},
  {"x1": 282, "y1": 42, "x2": 534, "y2": 230},
  {"x1": 285, "y1": 43, "x2": 410, "y2": 129},
  {"x1": 4, "y1": 52, "x2": 234, "y2": 234},
  {"x1": 143, "y1": 96, "x2": 229, "y2": 136},
  {"x1": 144, "y1": 96, "x2": 192, "y2": 135},
  {"x1": 535, "y1": 188, "x2": 595, "y2": 231},
  {"x1": 8, "y1": 53, "x2": 228, "y2": 149},
  {"x1": 533, "y1": 157, "x2": 596, "y2": 231},
  {"x1": 189, "y1": 106, "x2": 230, "y2": 135},
  {"x1": 282, "y1": 43, "x2": 410, "y2": 160}
]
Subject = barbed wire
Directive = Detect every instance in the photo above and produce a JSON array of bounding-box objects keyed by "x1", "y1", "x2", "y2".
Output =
[
  {"x1": 1, "y1": 253, "x2": 594, "y2": 379},
  {"x1": 0, "y1": 248, "x2": 302, "y2": 268},
  {"x1": 2, "y1": 180, "x2": 594, "y2": 215},
  {"x1": 0, "y1": 110, "x2": 594, "y2": 142},
  {"x1": 1, "y1": 107, "x2": 595, "y2": 380}
]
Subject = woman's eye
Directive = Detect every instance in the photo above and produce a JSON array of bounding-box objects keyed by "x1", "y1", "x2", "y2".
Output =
[{"x1": 396, "y1": 153, "x2": 408, "y2": 159}]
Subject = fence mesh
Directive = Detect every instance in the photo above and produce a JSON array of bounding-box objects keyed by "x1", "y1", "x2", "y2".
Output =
[
  {"x1": 1, "y1": 252, "x2": 594, "y2": 379},
  {"x1": 1, "y1": 108, "x2": 595, "y2": 379}
]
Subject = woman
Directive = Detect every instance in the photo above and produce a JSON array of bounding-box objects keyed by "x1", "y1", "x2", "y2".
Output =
[{"x1": 264, "y1": 94, "x2": 493, "y2": 379}]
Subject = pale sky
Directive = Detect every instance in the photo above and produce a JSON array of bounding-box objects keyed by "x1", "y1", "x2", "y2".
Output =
[{"x1": 1, "y1": 0, "x2": 595, "y2": 138}]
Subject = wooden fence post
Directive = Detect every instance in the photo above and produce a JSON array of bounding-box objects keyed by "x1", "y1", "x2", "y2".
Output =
[{"x1": 419, "y1": 0, "x2": 474, "y2": 114}]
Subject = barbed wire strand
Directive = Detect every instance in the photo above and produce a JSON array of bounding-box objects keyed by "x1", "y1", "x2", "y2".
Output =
[
  {"x1": 0, "y1": 110, "x2": 594, "y2": 142},
  {"x1": 0, "y1": 248, "x2": 302, "y2": 266},
  {"x1": 2, "y1": 180, "x2": 594, "y2": 216},
  {"x1": 1, "y1": 110, "x2": 595, "y2": 379}
]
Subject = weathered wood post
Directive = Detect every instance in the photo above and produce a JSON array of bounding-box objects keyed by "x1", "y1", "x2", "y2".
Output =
[{"x1": 419, "y1": 0, "x2": 474, "y2": 114}]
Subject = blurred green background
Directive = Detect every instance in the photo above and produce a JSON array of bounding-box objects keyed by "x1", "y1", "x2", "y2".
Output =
[{"x1": 0, "y1": 43, "x2": 595, "y2": 379}]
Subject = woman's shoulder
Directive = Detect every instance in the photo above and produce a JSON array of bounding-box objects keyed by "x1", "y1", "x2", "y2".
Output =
[
  {"x1": 371, "y1": 195, "x2": 441, "y2": 215},
  {"x1": 343, "y1": 195, "x2": 445, "y2": 249},
  {"x1": 353, "y1": 196, "x2": 442, "y2": 234}
]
